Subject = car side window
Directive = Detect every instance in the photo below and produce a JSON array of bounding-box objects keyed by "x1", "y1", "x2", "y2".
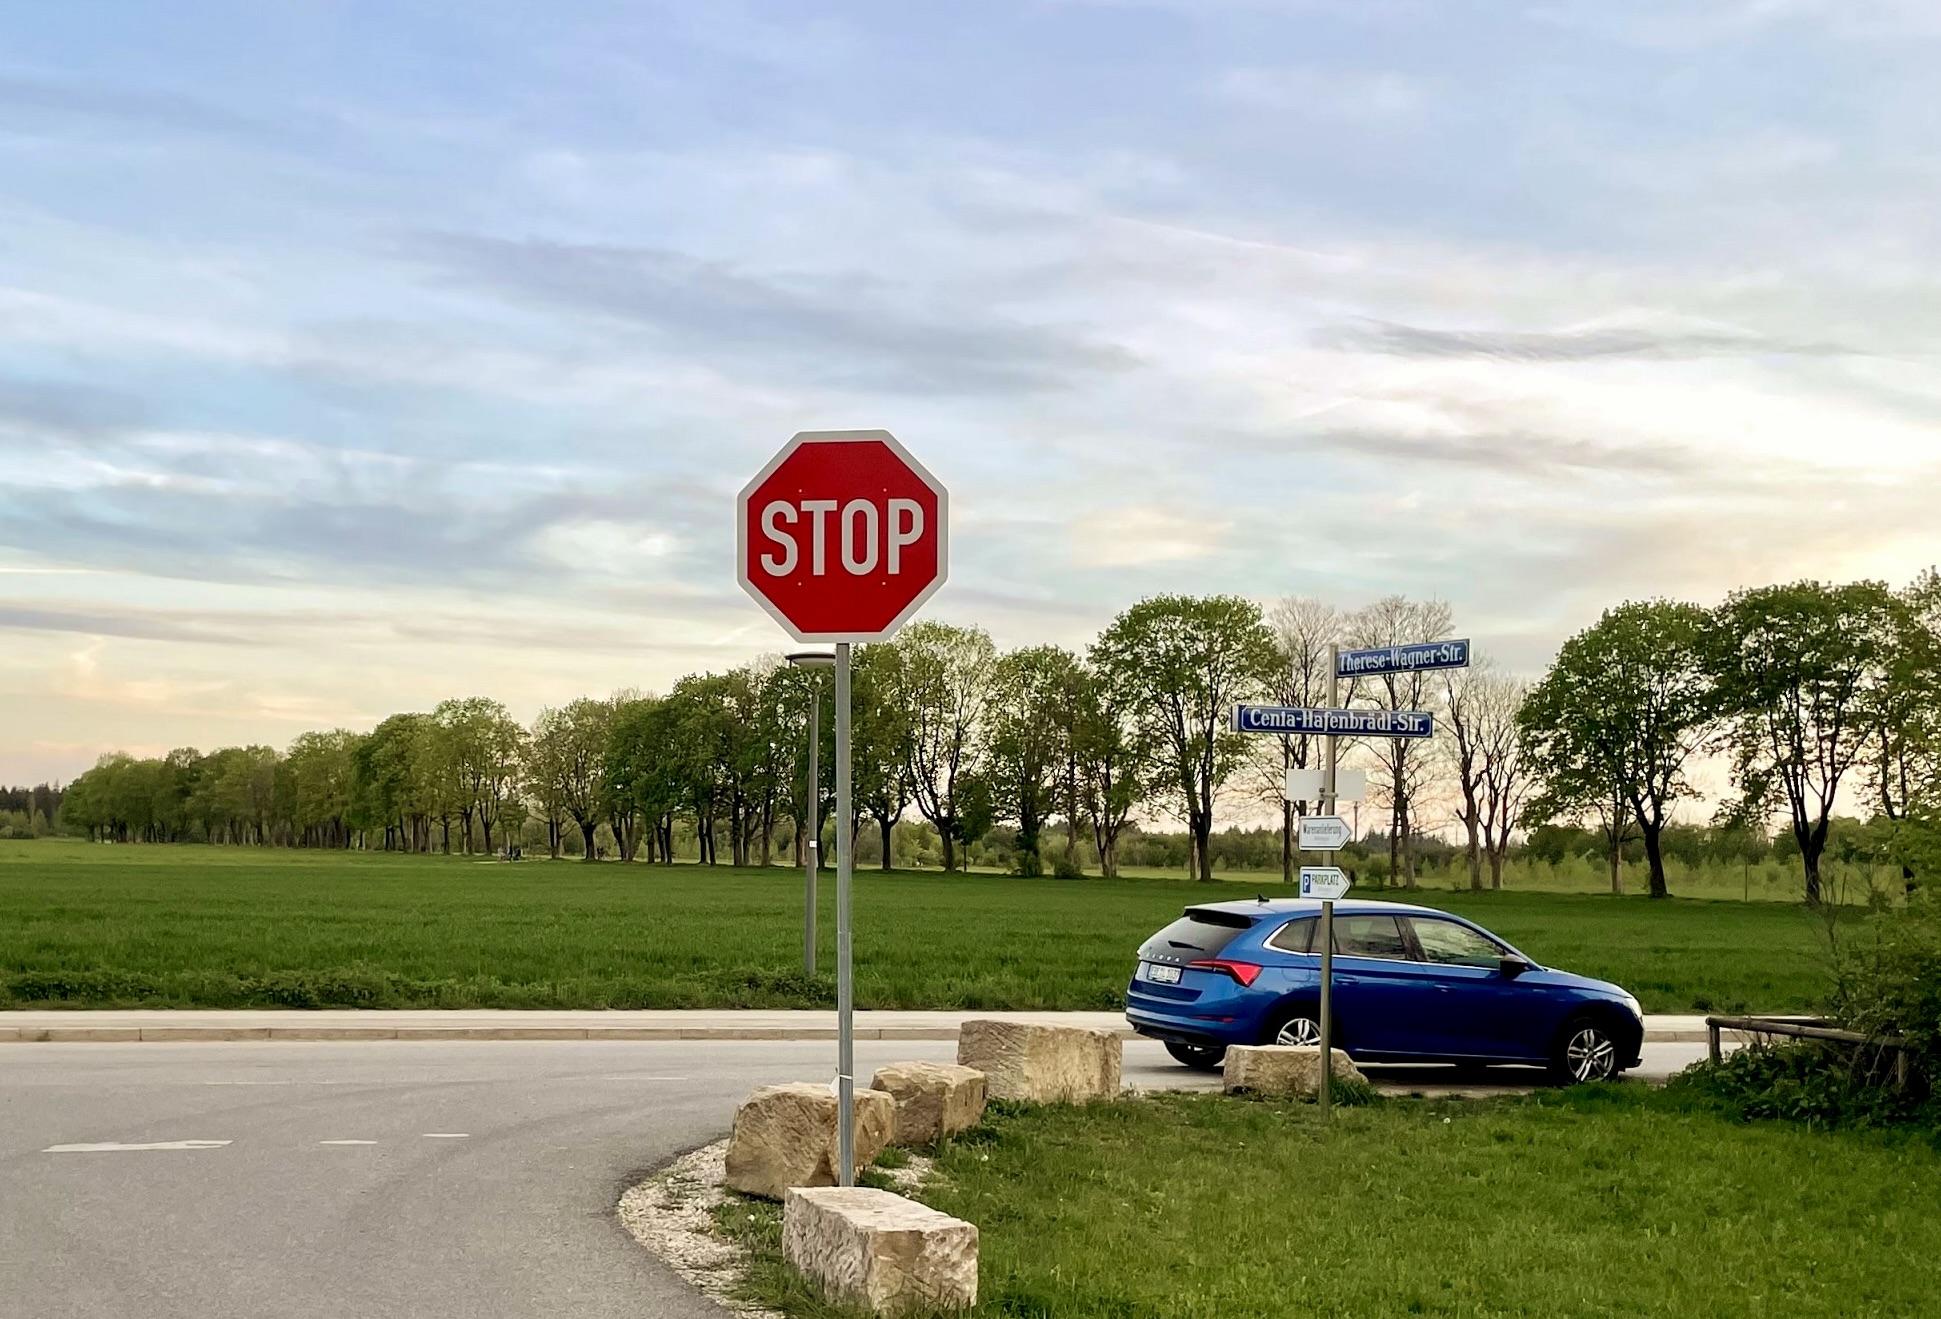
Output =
[
  {"x1": 1331, "y1": 915, "x2": 1410, "y2": 960},
  {"x1": 1409, "y1": 917, "x2": 1505, "y2": 968},
  {"x1": 1265, "y1": 917, "x2": 1316, "y2": 954}
]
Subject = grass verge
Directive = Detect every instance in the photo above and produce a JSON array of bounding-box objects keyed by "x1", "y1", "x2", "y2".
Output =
[
  {"x1": 718, "y1": 1089, "x2": 1941, "y2": 1319},
  {"x1": 1, "y1": 839, "x2": 1843, "y2": 1013}
]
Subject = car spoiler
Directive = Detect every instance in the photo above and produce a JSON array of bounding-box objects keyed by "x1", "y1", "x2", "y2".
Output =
[{"x1": 1180, "y1": 906, "x2": 1258, "y2": 929}]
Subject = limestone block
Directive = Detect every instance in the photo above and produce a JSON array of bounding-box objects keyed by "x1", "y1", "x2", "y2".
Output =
[
  {"x1": 955, "y1": 1020, "x2": 1121, "y2": 1103},
  {"x1": 723, "y1": 1082, "x2": 896, "y2": 1200},
  {"x1": 870, "y1": 1061, "x2": 988, "y2": 1147},
  {"x1": 783, "y1": 1186, "x2": 978, "y2": 1315},
  {"x1": 1222, "y1": 1044, "x2": 1365, "y2": 1098}
]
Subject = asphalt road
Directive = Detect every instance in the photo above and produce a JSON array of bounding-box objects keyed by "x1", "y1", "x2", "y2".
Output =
[{"x1": 0, "y1": 1039, "x2": 1713, "y2": 1319}]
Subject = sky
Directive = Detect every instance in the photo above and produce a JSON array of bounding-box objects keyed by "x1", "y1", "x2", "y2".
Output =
[{"x1": 4, "y1": 0, "x2": 1941, "y2": 784}]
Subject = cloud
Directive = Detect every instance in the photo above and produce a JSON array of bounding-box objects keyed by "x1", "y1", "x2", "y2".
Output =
[
  {"x1": 400, "y1": 232, "x2": 1137, "y2": 395},
  {"x1": 1314, "y1": 317, "x2": 1855, "y2": 362},
  {"x1": 1068, "y1": 507, "x2": 1232, "y2": 568},
  {"x1": 0, "y1": 73, "x2": 277, "y2": 141},
  {"x1": 1212, "y1": 67, "x2": 1426, "y2": 122},
  {"x1": 1304, "y1": 427, "x2": 1701, "y2": 478},
  {"x1": 0, "y1": 605, "x2": 261, "y2": 646}
]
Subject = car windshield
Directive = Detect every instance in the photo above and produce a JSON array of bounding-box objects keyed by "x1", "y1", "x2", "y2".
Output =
[{"x1": 1140, "y1": 912, "x2": 1250, "y2": 961}]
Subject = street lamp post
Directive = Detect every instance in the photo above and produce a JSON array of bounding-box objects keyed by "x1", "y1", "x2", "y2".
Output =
[{"x1": 787, "y1": 650, "x2": 835, "y2": 979}]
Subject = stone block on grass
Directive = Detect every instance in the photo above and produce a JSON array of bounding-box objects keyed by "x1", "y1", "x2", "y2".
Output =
[
  {"x1": 955, "y1": 1020, "x2": 1121, "y2": 1104},
  {"x1": 723, "y1": 1082, "x2": 895, "y2": 1201},
  {"x1": 783, "y1": 1186, "x2": 977, "y2": 1316},
  {"x1": 1222, "y1": 1044, "x2": 1364, "y2": 1098},
  {"x1": 870, "y1": 1061, "x2": 988, "y2": 1147}
]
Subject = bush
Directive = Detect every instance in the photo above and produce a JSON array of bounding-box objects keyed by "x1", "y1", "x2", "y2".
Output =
[
  {"x1": 1670, "y1": 1042, "x2": 1938, "y2": 1132},
  {"x1": 1832, "y1": 896, "x2": 1941, "y2": 1073}
]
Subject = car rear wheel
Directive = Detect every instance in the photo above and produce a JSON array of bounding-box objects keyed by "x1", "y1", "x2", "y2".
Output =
[
  {"x1": 1164, "y1": 1041, "x2": 1227, "y2": 1070},
  {"x1": 1551, "y1": 1017, "x2": 1622, "y2": 1084},
  {"x1": 1267, "y1": 1011, "x2": 1324, "y2": 1048}
]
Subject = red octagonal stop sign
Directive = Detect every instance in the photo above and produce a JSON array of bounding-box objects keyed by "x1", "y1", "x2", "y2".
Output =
[{"x1": 738, "y1": 429, "x2": 948, "y2": 642}]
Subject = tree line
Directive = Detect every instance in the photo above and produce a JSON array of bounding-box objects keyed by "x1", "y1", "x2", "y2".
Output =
[
  {"x1": 51, "y1": 595, "x2": 1502, "y2": 882},
  {"x1": 44, "y1": 574, "x2": 1941, "y2": 903}
]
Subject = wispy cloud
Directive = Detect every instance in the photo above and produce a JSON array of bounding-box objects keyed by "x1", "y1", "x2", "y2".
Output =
[{"x1": 402, "y1": 232, "x2": 1137, "y2": 395}]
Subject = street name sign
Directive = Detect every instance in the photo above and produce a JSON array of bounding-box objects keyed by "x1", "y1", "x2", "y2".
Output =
[
  {"x1": 1336, "y1": 639, "x2": 1470, "y2": 678},
  {"x1": 1300, "y1": 867, "x2": 1352, "y2": 900},
  {"x1": 1298, "y1": 815, "x2": 1353, "y2": 851},
  {"x1": 1233, "y1": 705, "x2": 1434, "y2": 738},
  {"x1": 738, "y1": 429, "x2": 947, "y2": 643}
]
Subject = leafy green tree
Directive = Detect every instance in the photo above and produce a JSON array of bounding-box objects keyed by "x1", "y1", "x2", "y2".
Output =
[
  {"x1": 432, "y1": 697, "x2": 525, "y2": 854},
  {"x1": 286, "y1": 729, "x2": 362, "y2": 847},
  {"x1": 605, "y1": 695, "x2": 683, "y2": 863},
  {"x1": 528, "y1": 698, "x2": 612, "y2": 860},
  {"x1": 895, "y1": 621, "x2": 997, "y2": 872},
  {"x1": 1070, "y1": 660, "x2": 1147, "y2": 878},
  {"x1": 852, "y1": 644, "x2": 914, "y2": 871},
  {"x1": 1715, "y1": 579, "x2": 1916, "y2": 904},
  {"x1": 1873, "y1": 570, "x2": 1941, "y2": 888},
  {"x1": 1519, "y1": 600, "x2": 1716, "y2": 900},
  {"x1": 1093, "y1": 595, "x2": 1279, "y2": 882},
  {"x1": 986, "y1": 645, "x2": 1080, "y2": 876},
  {"x1": 351, "y1": 713, "x2": 437, "y2": 851}
]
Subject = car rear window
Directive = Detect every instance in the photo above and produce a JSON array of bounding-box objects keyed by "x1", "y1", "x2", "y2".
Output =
[
  {"x1": 1265, "y1": 917, "x2": 1317, "y2": 954},
  {"x1": 1139, "y1": 910, "x2": 1251, "y2": 962}
]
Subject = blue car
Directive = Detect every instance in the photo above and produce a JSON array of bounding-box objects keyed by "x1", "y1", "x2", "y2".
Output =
[{"x1": 1126, "y1": 897, "x2": 1644, "y2": 1082}]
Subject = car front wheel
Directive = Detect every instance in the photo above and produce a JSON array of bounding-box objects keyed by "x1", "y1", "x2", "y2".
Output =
[
  {"x1": 1551, "y1": 1018, "x2": 1622, "y2": 1084},
  {"x1": 1164, "y1": 1041, "x2": 1227, "y2": 1070}
]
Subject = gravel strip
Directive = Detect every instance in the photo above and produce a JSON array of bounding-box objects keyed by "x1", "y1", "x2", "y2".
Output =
[{"x1": 617, "y1": 1140, "x2": 780, "y2": 1319}]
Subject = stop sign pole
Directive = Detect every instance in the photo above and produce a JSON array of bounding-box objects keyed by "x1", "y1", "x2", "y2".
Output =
[{"x1": 738, "y1": 429, "x2": 946, "y2": 1185}]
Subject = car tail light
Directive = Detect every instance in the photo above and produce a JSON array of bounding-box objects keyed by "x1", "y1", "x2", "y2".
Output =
[{"x1": 1188, "y1": 959, "x2": 1262, "y2": 987}]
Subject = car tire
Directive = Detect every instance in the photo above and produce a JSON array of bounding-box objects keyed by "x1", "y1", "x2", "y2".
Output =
[
  {"x1": 1164, "y1": 1041, "x2": 1228, "y2": 1070},
  {"x1": 1262, "y1": 1008, "x2": 1326, "y2": 1049},
  {"x1": 1550, "y1": 1015, "x2": 1623, "y2": 1084}
]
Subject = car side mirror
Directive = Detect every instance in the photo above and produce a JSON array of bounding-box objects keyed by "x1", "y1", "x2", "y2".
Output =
[{"x1": 1498, "y1": 956, "x2": 1533, "y2": 980}]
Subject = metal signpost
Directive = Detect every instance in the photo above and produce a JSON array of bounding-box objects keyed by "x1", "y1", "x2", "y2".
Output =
[
  {"x1": 1234, "y1": 636, "x2": 1469, "y2": 1116},
  {"x1": 739, "y1": 430, "x2": 947, "y2": 1185}
]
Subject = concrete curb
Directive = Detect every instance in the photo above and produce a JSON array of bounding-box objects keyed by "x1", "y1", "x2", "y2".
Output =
[{"x1": 0, "y1": 1022, "x2": 1720, "y2": 1045}]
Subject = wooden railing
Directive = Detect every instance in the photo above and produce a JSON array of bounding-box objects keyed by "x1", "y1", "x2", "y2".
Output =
[{"x1": 1706, "y1": 1015, "x2": 1913, "y2": 1087}]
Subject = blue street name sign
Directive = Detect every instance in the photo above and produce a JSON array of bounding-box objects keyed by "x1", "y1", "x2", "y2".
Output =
[
  {"x1": 1335, "y1": 639, "x2": 1470, "y2": 678},
  {"x1": 1232, "y1": 705, "x2": 1435, "y2": 738}
]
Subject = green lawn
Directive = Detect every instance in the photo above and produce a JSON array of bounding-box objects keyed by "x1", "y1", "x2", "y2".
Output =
[
  {"x1": 723, "y1": 1089, "x2": 1941, "y2": 1319},
  {"x1": 0, "y1": 839, "x2": 1842, "y2": 1013}
]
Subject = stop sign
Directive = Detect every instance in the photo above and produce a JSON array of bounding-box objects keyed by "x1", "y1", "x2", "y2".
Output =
[{"x1": 737, "y1": 429, "x2": 948, "y2": 642}]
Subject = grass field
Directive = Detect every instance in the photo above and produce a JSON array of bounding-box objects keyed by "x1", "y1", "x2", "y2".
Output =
[
  {"x1": 721, "y1": 1088, "x2": 1941, "y2": 1319},
  {"x1": 0, "y1": 839, "x2": 1844, "y2": 1013}
]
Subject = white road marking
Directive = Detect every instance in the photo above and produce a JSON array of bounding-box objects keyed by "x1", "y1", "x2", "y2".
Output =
[
  {"x1": 422, "y1": 1133, "x2": 470, "y2": 1139},
  {"x1": 597, "y1": 1075, "x2": 692, "y2": 1082},
  {"x1": 44, "y1": 1140, "x2": 231, "y2": 1153},
  {"x1": 318, "y1": 1140, "x2": 377, "y2": 1146}
]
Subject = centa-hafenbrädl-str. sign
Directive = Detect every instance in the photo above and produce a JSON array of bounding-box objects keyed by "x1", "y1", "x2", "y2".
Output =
[
  {"x1": 1335, "y1": 639, "x2": 1470, "y2": 678},
  {"x1": 1231, "y1": 705, "x2": 1435, "y2": 738}
]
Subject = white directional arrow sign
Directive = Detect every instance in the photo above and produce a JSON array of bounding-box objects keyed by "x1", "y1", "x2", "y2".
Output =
[
  {"x1": 1299, "y1": 867, "x2": 1351, "y2": 900},
  {"x1": 1298, "y1": 815, "x2": 1353, "y2": 851}
]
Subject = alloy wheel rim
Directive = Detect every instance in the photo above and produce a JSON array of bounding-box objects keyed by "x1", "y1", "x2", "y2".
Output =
[
  {"x1": 1276, "y1": 1018, "x2": 1322, "y2": 1047},
  {"x1": 1566, "y1": 1028, "x2": 1616, "y2": 1081}
]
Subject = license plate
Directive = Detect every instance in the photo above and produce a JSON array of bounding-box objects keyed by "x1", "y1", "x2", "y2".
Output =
[{"x1": 1146, "y1": 962, "x2": 1182, "y2": 984}]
